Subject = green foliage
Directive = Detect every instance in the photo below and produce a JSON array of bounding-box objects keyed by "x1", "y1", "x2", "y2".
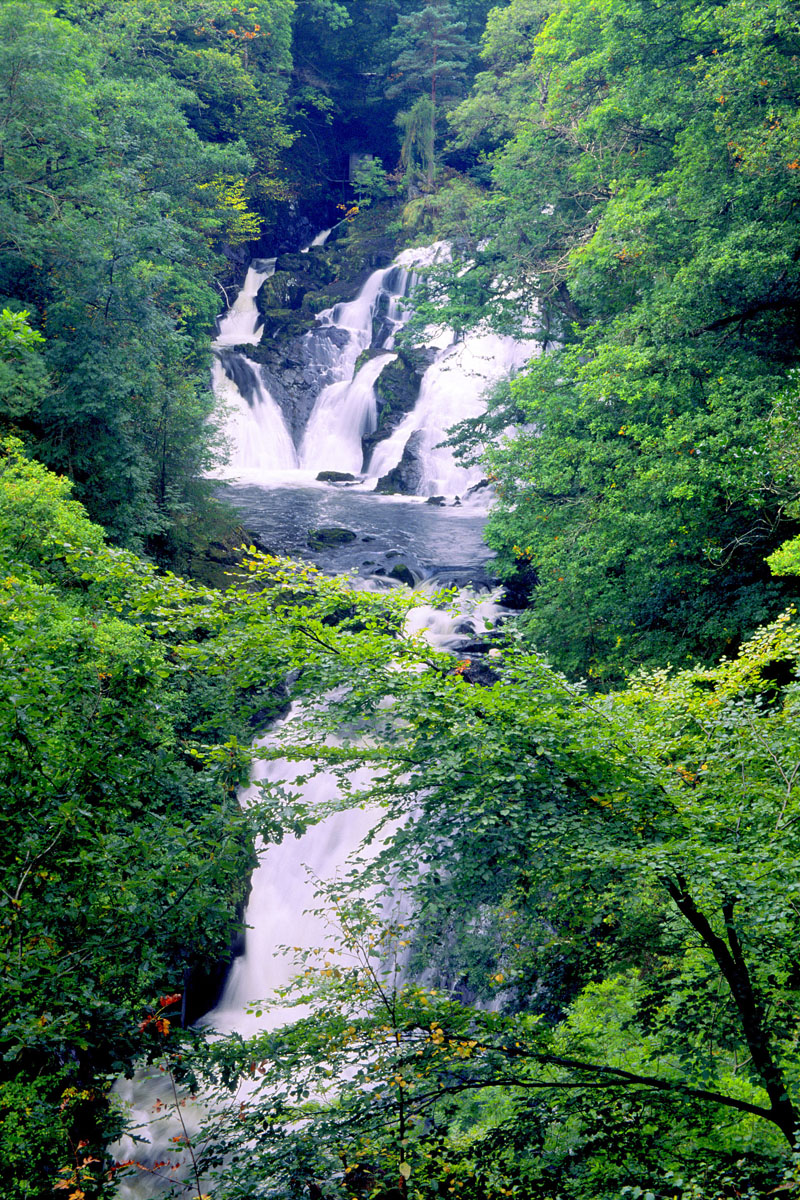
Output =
[
  {"x1": 0, "y1": 308, "x2": 48, "y2": 423},
  {"x1": 9, "y1": 0, "x2": 800, "y2": 1195},
  {"x1": 398, "y1": 172, "x2": 484, "y2": 239},
  {"x1": 435, "y1": 0, "x2": 800, "y2": 678},
  {"x1": 0, "y1": 2, "x2": 243, "y2": 551},
  {"x1": 8, "y1": 443, "x2": 800, "y2": 1196},
  {"x1": 169, "y1": 596, "x2": 800, "y2": 1197},
  {"x1": 473, "y1": 342, "x2": 798, "y2": 681},
  {"x1": 0, "y1": 441, "x2": 420, "y2": 1197},
  {"x1": 388, "y1": 0, "x2": 471, "y2": 105},
  {"x1": 351, "y1": 155, "x2": 394, "y2": 207},
  {"x1": 396, "y1": 94, "x2": 438, "y2": 190}
]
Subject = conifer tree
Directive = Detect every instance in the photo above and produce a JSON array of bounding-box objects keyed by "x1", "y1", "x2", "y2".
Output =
[{"x1": 387, "y1": 0, "x2": 471, "y2": 187}]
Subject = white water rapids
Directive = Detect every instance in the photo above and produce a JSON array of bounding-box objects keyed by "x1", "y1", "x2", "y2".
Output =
[
  {"x1": 112, "y1": 597, "x2": 503, "y2": 1198},
  {"x1": 112, "y1": 231, "x2": 534, "y2": 1195}
]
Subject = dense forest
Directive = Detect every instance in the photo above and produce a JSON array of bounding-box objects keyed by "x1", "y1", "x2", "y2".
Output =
[{"x1": 3, "y1": 0, "x2": 800, "y2": 1196}]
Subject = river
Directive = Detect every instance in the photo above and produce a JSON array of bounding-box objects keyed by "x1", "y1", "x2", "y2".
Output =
[{"x1": 112, "y1": 229, "x2": 534, "y2": 1196}]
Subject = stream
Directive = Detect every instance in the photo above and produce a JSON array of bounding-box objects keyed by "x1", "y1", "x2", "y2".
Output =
[{"x1": 113, "y1": 229, "x2": 535, "y2": 1195}]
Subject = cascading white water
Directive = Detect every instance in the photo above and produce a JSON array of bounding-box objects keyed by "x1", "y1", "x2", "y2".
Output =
[
  {"x1": 210, "y1": 256, "x2": 300, "y2": 477},
  {"x1": 213, "y1": 752, "x2": 382, "y2": 1039},
  {"x1": 297, "y1": 264, "x2": 412, "y2": 472},
  {"x1": 210, "y1": 589, "x2": 501, "y2": 1040},
  {"x1": 212, "y1": 590, "x2": 501, "y2": 1039},
  {"x1": 366, "y1": 327, "x2": 534, "y2": 497},
  {"x1": 213, "y1": 255, "x2": 414, "y2": 482},
  {"x1": 112, "y1": 717, "x2": 387, "y2": 1198},
  {"x1": 214, "y1": 260, "x2": 275, "y2": 347},
  {"x1": 212, "y1": 233, "x2": 536, "y2": 496},
  {"x1": 299, "y1": 351, "x2": 396, "y2": 474},
  {"x1": 302, "y1": 226, "x2": 333, "y2": 251},
  {"x1": 211, "y1": 357, "x2": 298, "y2": 475}
]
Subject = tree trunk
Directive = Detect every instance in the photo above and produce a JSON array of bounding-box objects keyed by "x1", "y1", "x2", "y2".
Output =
[{"x1": 662, "y1": 875, "x2": 799, "y2": 1146}]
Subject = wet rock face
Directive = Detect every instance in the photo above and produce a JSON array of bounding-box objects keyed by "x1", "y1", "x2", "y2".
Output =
[
  {"x1": 216, "y1": 351, "x2": 258, "y2": 405},
  {"x1": 375, "y1": 429, "x2": 427, "y2": 495},
  {"x1": 362, "y1": 348, "x2": 436, "y2": 466},
  {"x1": 237, "y1": 218, "x2": 407, "y2": 447},
  {"x1": 361, "y1": 356, "x2": 419, "y2": 464},
  {"x1": 233, "y1": 325, "x2": 352, "y2": 444}
]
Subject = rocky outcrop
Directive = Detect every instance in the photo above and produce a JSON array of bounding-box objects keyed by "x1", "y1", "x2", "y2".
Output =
[
  {"x1": 240, "y1": 325, "x2": 351, "y2": 443},
  {"x1": 256, "y1": 248, "x2": 335, "y2": 323},
  {"x1": 230, "y1": 206, "x2": 408, "y2": 446},
  {"x1": 375, "y1": 429, "x2": 426, "y2": 495},
  {"x1": 362, "y1": 347, "x2": 435, "y2": 465}
]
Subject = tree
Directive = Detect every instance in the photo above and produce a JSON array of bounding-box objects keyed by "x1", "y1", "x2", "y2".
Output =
[
  {"x1": 388, "y1": 0, "x2": 472, "y2": 188},
  {"x1": 168, "y1": 592, "x2": 800, "y2": 1197},
  {"x1": 438, "y1": 0, "x2": 800, "y2": 679},
  {"x1": 0, "y1": 2, "x2": 267, "y2": 556}
]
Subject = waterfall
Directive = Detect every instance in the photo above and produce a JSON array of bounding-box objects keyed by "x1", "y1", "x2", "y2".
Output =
[
  {"x1": 211, "y1": 256, "x2": 300, "y2": 478},
  {"x1": 211, "y1": 357, "x2": 298, "y2": 475},
  {"x1": 214, "y1": 259, "x2": 275, "y2": 347},
  {"x1": 299, "y1": 352, "x2": 397, "y2": 474},
  {"x1": 302, "y1": 226, "x2": 333, "y2": 251},
  {"x1": 212, "y1": 752, "x2": 383, "y2": 1038},
  {"x1": 212, "y1": 590, "x2": 502, "y2": 1043},
  {"x1": 112, "y1": 726, "x2": 386, "y2": 1198},
  {"x1": 212, "y1": 236, "x2": 536, "y2": 495},
  {"x1": 212, "y1": 257, "x2": 414, "y2": 483},
  {"x1": 365, "y1": 327, "x2": 533, "y2": 497}
]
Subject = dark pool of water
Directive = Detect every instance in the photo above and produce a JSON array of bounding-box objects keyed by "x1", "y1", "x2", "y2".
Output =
[{"x1": 221, "y1": 481, "x2": 495, "y2": 585}]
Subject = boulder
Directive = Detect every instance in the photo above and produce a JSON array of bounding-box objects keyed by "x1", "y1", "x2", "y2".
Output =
[
  {"x1": 275, "y1": 251, "x2": 317, "y2": 274},
  {"x1": 307, "y1": 526, "x2": 358, "y2": 550},
  {"x1": 375, "y1": 430, "x2": 426, "y2": 495},
  {"x1": 388, "y1": 562, "x2": 416, "y2": 588},
  {"x1": 255, "y1": 307, "x2": 316, "y2": 341},
  {"x1": 459, "y1": 659, "x2": 500, "y2": 688},
  {"x1": 316, "y1": 470, "x2": 356, "y2": 483},
  {"x1": 258, "y1": 272, "x2": 306, "y2": 311}
]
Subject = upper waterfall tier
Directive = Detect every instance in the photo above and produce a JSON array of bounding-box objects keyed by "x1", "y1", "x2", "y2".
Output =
[
  {"x1": 213, "y1": 259, "x2": 275, "y2": 347},
  {"x1": 212, "y1": 236, "x2": 537, "y2": 497}
]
